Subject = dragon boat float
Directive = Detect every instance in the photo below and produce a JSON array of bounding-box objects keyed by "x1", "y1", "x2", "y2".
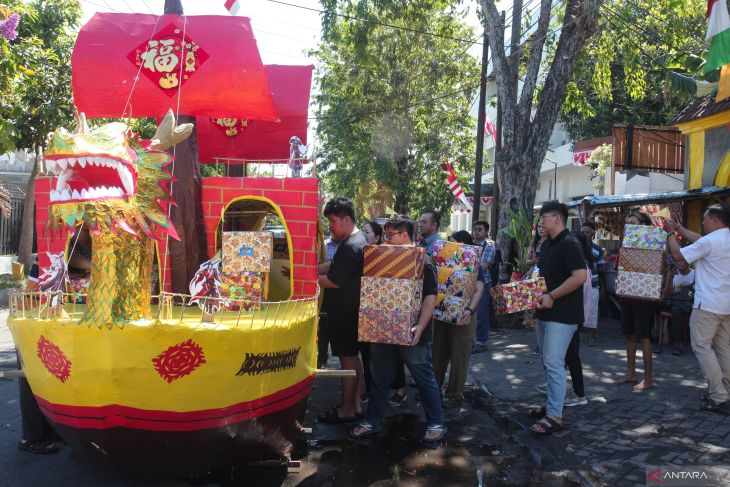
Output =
[{"x1": 7, "y1": 6, "x2": 322, "y2": 477}]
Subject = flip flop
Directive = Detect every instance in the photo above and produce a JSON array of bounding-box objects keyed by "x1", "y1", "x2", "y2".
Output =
[
  {"x1": 18, "y1": 440, "x2": 59, "y2": 454},
  {"x1": 318, "y1": 406, "x2": 361, "y2": 424},
  {"x1": 422, "y1": 425, "x2": 448, "y2": 443},
  {"x1": 531, "y1": 416, "x2": 563, "y2": 435},
  {"x1": 633, "y1": 382, "x2": 654, "y2": 392},
  {"x1": 349, "y1": 422, "x2": 380, "y2": 439}
]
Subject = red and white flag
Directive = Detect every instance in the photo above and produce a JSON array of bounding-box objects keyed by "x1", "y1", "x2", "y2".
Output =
[
  {"x1": 225, "y1": 0, "x2": 240, "y2": 15},
  {"x1": 444, "y1": 162, "x2": 472, "y2": 210},
  {"x1": 484, "y1": 115, "x2": 496, "y2": 139}
]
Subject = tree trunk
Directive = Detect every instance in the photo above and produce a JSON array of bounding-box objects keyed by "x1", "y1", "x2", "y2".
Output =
[
  {"x1": 167, "y1": 116, "x2": 208, "y2": 294},
  {"x1": 393, "y1": 156, "x2": 409, "y2": 214},
  {"x1": 494, "y1": 151, "x2": 541, "y2": 280},
  {"x1": 17, "y1": 150, "x2": 39, "y2": 272}
]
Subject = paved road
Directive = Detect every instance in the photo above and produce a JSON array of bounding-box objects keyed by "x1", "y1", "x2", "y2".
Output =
[
  {"x1": 468, "y1": 318, "x2": 730, "y2": 486},
  {"x1": 5, "y1": 304, "x2": 726, "y2": 486}
]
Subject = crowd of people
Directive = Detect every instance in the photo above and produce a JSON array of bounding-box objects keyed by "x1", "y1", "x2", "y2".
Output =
[
  {"x1": 316, "y1": 196, "x2": 730, "y2": 441},
  {"x1": 15, "y1": 195, "x2": 730, "y2": 453}
]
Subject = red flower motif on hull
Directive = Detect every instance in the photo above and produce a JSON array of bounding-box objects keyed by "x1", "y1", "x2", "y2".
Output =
[
  {"x1": 152, "y1": 339, "x2": 206, "y2": 383},
  {"x1": 37, "y1": 336, "x2": 72, "y2": 383}
]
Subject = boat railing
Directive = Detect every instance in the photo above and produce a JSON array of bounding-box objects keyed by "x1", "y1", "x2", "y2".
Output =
[{"x1": 7, "y1": 289, "x2": 320, "y2": 329}]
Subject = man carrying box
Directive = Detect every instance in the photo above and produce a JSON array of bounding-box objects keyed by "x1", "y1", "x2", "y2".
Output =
[
  {"x1": 665, "y1": 203, "x2": 730, "y2": 414},
  {"x1": 532, "y1": 201, "x2": 587, "y2": 435},
  {"x1": 318, "y1": 197, "x2": 368, "y2": 423},
  {"x1": 350, "y1": 216, "x2": 446, "y2": 442}
]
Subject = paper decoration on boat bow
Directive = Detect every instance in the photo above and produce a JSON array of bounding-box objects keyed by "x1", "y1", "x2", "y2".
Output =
[{"x1": 211, "y1": 118, "x2": 248, "y2": 137}]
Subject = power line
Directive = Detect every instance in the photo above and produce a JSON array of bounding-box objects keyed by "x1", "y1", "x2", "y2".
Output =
[{"x1": 267, "y1": 0, "x2": 484, "y2": 46}]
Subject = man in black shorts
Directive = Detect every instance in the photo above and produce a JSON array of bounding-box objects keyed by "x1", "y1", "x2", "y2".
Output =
[{"x1": 318, "y1": 197, "x2": 367, "y2": 422}]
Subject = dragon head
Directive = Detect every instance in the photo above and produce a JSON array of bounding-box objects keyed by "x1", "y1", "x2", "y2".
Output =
[{"x1": 45, "y1": 110, "x2": 192, "y2": 240}]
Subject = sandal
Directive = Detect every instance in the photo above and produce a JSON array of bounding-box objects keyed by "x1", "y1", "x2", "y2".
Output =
[
  {"x1": 18, "y1": 440, "x2": 59, "y2": 454},
  {"x1": 530, "y1": 416, "x2": 563, "y2": 435},
  {"x1": 422, "y1": 424, "x2": 448, "y2": 442},
  {"x1": 528, "y1": 405, "x2": 547, "y2": 418},
  {"x1": 318, "y1": 406, "x2": 361, "y2": 424},
  {"x1": 349, "y1": 422, "x2": 379, "y2": 439}
]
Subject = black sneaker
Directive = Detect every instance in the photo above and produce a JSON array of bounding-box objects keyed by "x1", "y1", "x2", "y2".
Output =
[
  {"x1": 388, "y1": 392, "x2": 407, "y2": 406},
  {"x1": 471, "y1": 343, "x2": 489, "y2": 354}
]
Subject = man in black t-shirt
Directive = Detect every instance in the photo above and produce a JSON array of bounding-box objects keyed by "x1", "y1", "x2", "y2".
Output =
[
  {"x1": 350, "y1": 216, "x2": 446, "y2": 443},
  {"x1": 318, "y1": 197, "x2": 367, "y2": 423},
  {"x1": 531, "y1": 201, "x2": 587, "y2": 435}
]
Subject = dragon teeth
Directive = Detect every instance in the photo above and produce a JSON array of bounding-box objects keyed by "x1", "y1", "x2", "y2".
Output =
[
  {"x1": 57, "y1": 159, "x2": 67, "y2": 170},
  {"x1": 71, "y1": 189, "x2": 81, "y2": 200},
  {"x1": 118, "y1": 166, "x2": 134, "y2": 194}
]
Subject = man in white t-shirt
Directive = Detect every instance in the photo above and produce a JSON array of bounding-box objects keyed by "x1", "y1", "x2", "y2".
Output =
[{"x1": 665, "y1": 203, "x2": 730, "y2": 413}]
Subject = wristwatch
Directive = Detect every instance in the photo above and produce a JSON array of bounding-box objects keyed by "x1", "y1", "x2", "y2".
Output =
[{"x1": 465, "y1": 307, "x2": 474, "y2": 314}]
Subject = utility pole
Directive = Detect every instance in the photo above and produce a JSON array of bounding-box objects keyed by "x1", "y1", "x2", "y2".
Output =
[
  {"x1": 472, "y1": 26, "x2": 489, "y2": 227},
  {"x1": 164, "y1": 0, "x2": 183, "y2": 15},
  {"x1": 490, "y1": 10, "x2": 509, "y2": 241}
]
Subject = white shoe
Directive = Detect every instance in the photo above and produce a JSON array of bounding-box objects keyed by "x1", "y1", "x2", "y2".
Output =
[
  {"x1": 564, "y1": 392, "x2": 588, "y2": 407},
  {"x1": 535, "y1": 382, "x2": 547, "y2": 393}
]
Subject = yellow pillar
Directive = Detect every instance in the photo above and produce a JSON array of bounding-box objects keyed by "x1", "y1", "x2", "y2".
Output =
[{"x1": 688, "y1": 132, "x2": 704, "y2": 190}]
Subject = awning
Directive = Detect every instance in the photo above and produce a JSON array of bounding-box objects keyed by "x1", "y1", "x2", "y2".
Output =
[
  {"x1": 197, "y1": 65, "x2": 313, "y2": 163},
  {"x1": 566, "y1": 186, "x2": 730, "y2": 208},
  {"x1": 72, "y1": 13, "x2": 277, "y2": 120}
]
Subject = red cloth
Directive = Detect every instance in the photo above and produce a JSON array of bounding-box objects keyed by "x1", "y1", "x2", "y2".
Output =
[
  {"x1": 72, "y1": 13, "x2": 277, "y2": 120},
  {"x1": 197, "y1": 65, "x2": 313, "y2": 163}
]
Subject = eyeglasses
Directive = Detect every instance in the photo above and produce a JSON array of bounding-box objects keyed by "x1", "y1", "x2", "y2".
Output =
[{"x1": 383, "y1": 230, "x2": 407, "y2": 241}]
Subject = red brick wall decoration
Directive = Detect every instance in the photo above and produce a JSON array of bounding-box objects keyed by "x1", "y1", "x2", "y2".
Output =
[{"x1": 35, "y1": 176, "x2": 321, "y2": 299}]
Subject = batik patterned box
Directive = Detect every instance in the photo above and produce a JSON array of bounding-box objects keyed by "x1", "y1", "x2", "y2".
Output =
[
  {"x1": 358, "y1": 276, "x2": 422, "y2": 345},
  {"x1": 222, "y1": 231, "x2": 273, "y2": 274},
  {"x1": 490, "y1": 277, "x2": 547, "y2": 315},
  {"x1": 432, "y1": 240, "x2": 482, "y2": 325},
  {"x1": 220, "y1": 272, "x2": 264, "y2": 311},
  {"x1": 622, "y1": 224, "x2": 667, "y2": 251},
  {"x1": 618, "y1": 248, "x2": 665, "y2": 275},
  {"x1": 616, "y1": 271, "x2": 663, "y2": 301},
  {"x1": 363, "y1": 245, "x2": 425, "y2": 279}
]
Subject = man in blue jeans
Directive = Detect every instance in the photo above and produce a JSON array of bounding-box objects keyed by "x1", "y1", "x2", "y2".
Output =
[
  {"x1": 532, "y1": 201, "x2": 587, "y2": 435},
  {"x1": 350, "y1": 216, "x2": 446, "y2": 442},
  {"x1": 471, "y1": 220, "x2": 495, "y2": 353}
]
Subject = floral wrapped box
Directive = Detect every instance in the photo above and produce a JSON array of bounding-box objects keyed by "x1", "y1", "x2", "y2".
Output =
[
  {"x1": 490, "y1": 277, "x2": 547, "y2": 315},
  {"x1": 222, "y1": 231, "x2": 273, "y2": 274},
  {"x1": 616, "y1": 271, "x2": 663, "y2": 301},
  {"x1": 432, "y1": 240, "x2": 482, "y2": 325},
  {"x1": 358, "y1": 276, "x2": 422, "y2": 345},
  {"x1": 618, "y1": 247, "x2": 665, "y2": 275},
  {"x1": 622, "y1": 224, "x2": 667, "y2": 251},
  {"x1": 220, "y1": 272, "x2": 265, "y2": 311},
  {"x1": 363, "y1": 245, "x2": 425, "y2": 279}
]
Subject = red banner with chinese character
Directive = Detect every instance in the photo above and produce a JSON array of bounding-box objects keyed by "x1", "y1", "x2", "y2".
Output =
[
  {"x1": 197, "y1": 65, "x2": 313, "y2": 163},
  {"x1": 72, "y1": 13, "x2": 278, "y2": 120}
]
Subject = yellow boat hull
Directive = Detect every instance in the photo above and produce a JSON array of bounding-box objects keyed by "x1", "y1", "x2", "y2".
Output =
[{"x1": 8, "y1": 299, "x2": 317, "y2": 476}]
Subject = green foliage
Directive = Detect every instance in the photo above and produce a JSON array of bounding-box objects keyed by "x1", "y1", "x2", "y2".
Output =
[
  {"x1": 0, "y1": 0, "x2": 81, "y2": 153},
  {"x1": 559, "y1": 0, "x2": 706, "y2": 141},
  {"x1": 313, "y1": 0, "x2": 480, "y2": 218},
  {"x1": 586, "y1": 143, "x2": 612, "y2": 190},
  {"x1": 503, "y1": 206, "x2": 539, "y2": 275}
]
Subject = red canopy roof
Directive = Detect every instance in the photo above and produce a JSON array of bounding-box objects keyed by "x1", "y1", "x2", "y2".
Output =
[
  {"x1": 197, "y1": 65, "x2": 313, "y2": 163},
  {"x1": 72, "y1": 13, "x2": 277, "y2": 120}
]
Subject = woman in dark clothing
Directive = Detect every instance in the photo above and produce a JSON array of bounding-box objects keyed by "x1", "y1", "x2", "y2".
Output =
[{"x1": 562, "y1": 231, "x2": 594, "y2": 407}]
